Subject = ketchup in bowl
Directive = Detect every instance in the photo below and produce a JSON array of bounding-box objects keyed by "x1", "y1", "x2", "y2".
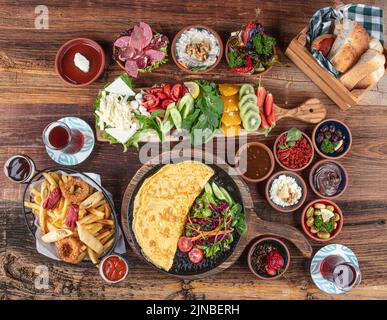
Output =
[{"x1": 99, "y1": 255, "x2": 128, "y2": 284}]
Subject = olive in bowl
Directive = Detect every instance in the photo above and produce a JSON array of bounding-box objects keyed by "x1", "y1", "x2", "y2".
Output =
[
  {"x1": 301, "y1": 199, "x2": 343, "y2": 242},
  {"x1": 248, "y1": 237, "x2": 290, "y2": 280},
  {"x1": 312, "y1": 119, "x2": 352, "y2": 159}
]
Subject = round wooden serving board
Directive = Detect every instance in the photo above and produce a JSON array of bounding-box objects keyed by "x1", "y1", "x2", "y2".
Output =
[{"x1": 121, "y1": 151, "x2": 312, "y2": 280}]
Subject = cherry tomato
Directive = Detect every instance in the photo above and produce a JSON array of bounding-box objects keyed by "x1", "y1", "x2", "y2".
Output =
[
  {"x1": 188, "y1": 248, "x2": 204, "y2": 264},
  {"x1": 163, "y1": 84, "x2": 172, "y2": 97},
  {"x1": 171, "y1": 84, "x2": 183, "y2": 101},
  {"x1": 178, "y1": 237, "x2": 193, "y2": 253},
  {"x1": 161, "y1": 99, "x2": 174, "y2": 109},
  {"x1": 143, "y1": 93, "x2": 156, "y2": 101}
]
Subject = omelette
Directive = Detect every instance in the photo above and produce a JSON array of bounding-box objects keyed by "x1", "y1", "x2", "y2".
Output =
[{"x1": 133, "y1": 161, "x2": 214, "y2": 271}]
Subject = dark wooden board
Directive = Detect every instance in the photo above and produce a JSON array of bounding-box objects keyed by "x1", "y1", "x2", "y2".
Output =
[
  {"x1": 1, "y1": 0, "x2": 387, "y2": 300},
  {"x1": 120, "y1": 151, "x2": 312, "y2": 280}
]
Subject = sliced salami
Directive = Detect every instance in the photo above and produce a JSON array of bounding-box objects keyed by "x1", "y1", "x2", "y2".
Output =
[
  {"x1": 124, "y1": 59, "x2": 139, "y2": 78},
  {"x1": 135, "y1": 55, "x2": 149, "y2": 69},
  {"x1": 144, "y1": 49, "x2": 165, "y2": 62}
]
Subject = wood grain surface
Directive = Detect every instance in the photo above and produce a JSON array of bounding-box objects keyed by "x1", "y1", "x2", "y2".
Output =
[{"x1": 1, "y1": 0, "x2": 387, "y2": 300}]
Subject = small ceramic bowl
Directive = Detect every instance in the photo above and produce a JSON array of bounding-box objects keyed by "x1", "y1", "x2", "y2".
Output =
[
  {"x1": 312, "y1": 119, "x2": 352, "y2": 159},
  {"x1": 309, "y1": 159, "x2": 348, "y2": 199},
  {"x1": 99, "y1": 254, "x2": 129, "y2": 284},
  {"x1": 273, "y1": 130, "x2": 314, "y2": 172},
  {"x1": 248, "y1": 237, "x2": 290, "y2": 280},
  {"x1": 301, "y1": 199, "x2": 344, "y2": 242},
  {"x1": 113, "y1": 27, "x2": 169, "y2": 74},
  {"x1": 171, "y1": 24, "x2": 223, "y2": 74},
  {"x1": 265, "y1": 171, "x2": 307, "y2": 213},
  {"x1": 235, "y1": 142, "x2": 275, "y2": 183},
  {"x1": 225, "y1": 38, "x2": 277, "y2": 76},
  {"x1": 55, "y1": 38, "x2": 105, "y2": 86}
]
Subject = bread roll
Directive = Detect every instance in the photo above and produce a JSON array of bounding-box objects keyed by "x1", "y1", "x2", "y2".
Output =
[
  {"x1": 328, "y1": 19, "x2": 369, "y2": 73},
  {"x1": 369, "y1": 37, "x2": 384, "y2": 54},
  {"x1": 339, "y1": 48, "x2": 385, "y2": 90},
  {"x1": 355, "y1": 65, "x2": 385, "y2": 89}
]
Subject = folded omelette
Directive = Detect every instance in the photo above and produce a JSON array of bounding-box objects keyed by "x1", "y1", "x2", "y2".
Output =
[{"x1": 133, "y1": 161, "x2": 214, "y2": 271}]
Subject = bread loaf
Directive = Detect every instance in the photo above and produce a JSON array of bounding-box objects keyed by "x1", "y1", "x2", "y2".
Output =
[
  {"x1": 355, "y1": 65, "x2": 385, "y2": 89},
  {"x1": 328, "y1": 19, "x2": 369, "y2": 73}
]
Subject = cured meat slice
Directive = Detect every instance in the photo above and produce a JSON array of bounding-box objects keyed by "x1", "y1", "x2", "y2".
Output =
[
  {"x1": 120, "y1": 46, "x2": 136, "y2": 60},
  {"x1": 148, "y1": 34, "x2": 167, "y2": 50},
  {"x1": 131, "y1": 25, "x2": 144, "y2": 51},
  {"x1": 144, "y1": 49, "x2": 165, "y2": 62},
  {"x1": 139, "y1": 22, "x2": 153, "y2": 48},
  {"x1": 124, "y1": 59, "x2": 139, "y2": 78},
  {"x1": 114, "y1": 36, "x2": 131, "y2": 49},
  {"x1": 135, "y1": 55, "x2": 149, "y2": 69}
]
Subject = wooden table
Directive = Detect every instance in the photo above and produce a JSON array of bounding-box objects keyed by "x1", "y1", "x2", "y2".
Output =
[{"x1": 1, "y1": 0, "x2": 386, "y2": 300}]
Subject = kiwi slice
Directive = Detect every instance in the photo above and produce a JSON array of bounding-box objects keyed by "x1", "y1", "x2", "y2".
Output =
[
  {"x1": 239, "y1": 102, "x2": 259, "y2": 119},
  {"x1": 238, "y1": 93, "x2": 257, "y2": 109},
  {"x1": 242, "y1": 110, "x2": 261, "y2": 132},
  {"x1": 239, "y1": 84, "x2": 255, "y2": 99}
]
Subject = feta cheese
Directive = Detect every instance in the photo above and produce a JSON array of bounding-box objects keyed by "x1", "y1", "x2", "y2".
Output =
[
  {"x1": 105, "y1": 77, "x2": 135, "y2": 96},
  {"x1": 74, "y1": 52, "x2": 90, "y2": 73},
  {"x1": 321, "y1": 209, "x2": 335, "y2": 222}
]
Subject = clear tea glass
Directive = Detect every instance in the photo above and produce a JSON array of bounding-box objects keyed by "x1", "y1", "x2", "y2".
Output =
[{"x1": 42, "y1": 121, "x2": 84, "y2": 154}]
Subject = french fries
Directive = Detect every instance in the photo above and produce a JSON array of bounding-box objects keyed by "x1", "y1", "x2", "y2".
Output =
[{"x1": 27, "y1": 171, "x2": 115, "y2": 265}]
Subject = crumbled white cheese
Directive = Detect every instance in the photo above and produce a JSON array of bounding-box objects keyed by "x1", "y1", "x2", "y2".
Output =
[
  {"x1": 95, "y1": 90, "x2": 148, "y2": 144},
  {"x1": 321, "y1": 209, "x2": 335, "y2": 222},
  {"x1": 269, "y1": 174, "x2": 302, "y2": 207},
  {"x1": 74, "y1": 52, "x2": 90, "y2": 73}
]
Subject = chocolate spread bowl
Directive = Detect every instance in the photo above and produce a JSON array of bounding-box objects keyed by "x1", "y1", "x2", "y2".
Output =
[{"x1": 309, "y1": 159, "x2": 348, "y2": 199}]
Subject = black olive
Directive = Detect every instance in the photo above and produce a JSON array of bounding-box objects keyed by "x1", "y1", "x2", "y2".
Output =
[
  {"x1": 321, "y1": 125, "x2": 329, "y2": 132},
  {"x1": 336, "y1": 129, "x2": 343, "y2": 138},
  {"x1": 329, "y1": 124, "x2": 336, "y2": 133},
  {"x1": 332, "y1": 134, "x2": 339, "y2": 142},
  {"x1": 324, "y1": 131, "x2": 332, "y2": 140},
  {"x1": 317, "y1": 133, "x2": 324, "y2": 144}
]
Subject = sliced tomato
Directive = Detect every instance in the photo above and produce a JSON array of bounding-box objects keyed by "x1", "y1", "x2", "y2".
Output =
[
  {"x1": 143, "y1": 98, "x2": 160, "y2": 110},
  {"x1": 188, "y1": 248, "x2": 204, "y2": 264},
  {"x1": 146, "y1": 87, "x2": 163, "y2": 94},
  {"x1": 143, "y1": 93, "x2": 156, "y2": 101},
  {"x1": 171, "y1": 84, "x2": 183, "y2": 101},
  {"x1": 156, "y1": 92, "x2": 168, "y2": 100},
  {"x1": 242, "y1": 21, "x2": 255, "y2": 44},
  {"x1": 161, "y1": 99, "x2": 174, "y2": 109},
  {"x1": 178, "y1": 237, "x2": 193, "y2": 253},
  {"x1": 163, "y1": 84, "x2": 172, "y2": 97}
]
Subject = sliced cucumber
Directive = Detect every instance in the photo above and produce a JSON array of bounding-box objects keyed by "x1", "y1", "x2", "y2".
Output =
[
  {"x1": 161, "y1": 118, "x2": 174, "y2": 134},
  {"x1": 170, "y1": 108, "x2": 182, "y2": 130},
  {"x1": 239, "y1": 93, "x2": 257, "y2": 109},
  {"x1": 242, "y1": 110, "x2": 261, "y2": 131},
  {"x1": 164, "y1": 102, "x2": 176, "y2": 120},
  {"x1": 240, "y1": 102, "x2": 259, "y2": 119},
  {"x1": 178, "y1": 93, "x2": 194, "y2": 114},
  {"x1": 239, "y1": 84, "x2": 255, "y2": 99},
  {"x1": 204, "y1": 183, "x2": 213, "y2": 196},
  {"x1": 211, "y1": 182, "x2": 226, "y2": 201},
  {"x1": 219, "y1": 186, "x2": 234, "y2": 205}
]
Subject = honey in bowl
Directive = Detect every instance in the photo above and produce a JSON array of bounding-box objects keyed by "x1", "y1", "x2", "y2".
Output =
[
  {"x1": 4, "y1": 155, "x2": 35, "y2": 183},
  {"x1": 238, "y1": 143, "x2": 274, "y2": 182}
]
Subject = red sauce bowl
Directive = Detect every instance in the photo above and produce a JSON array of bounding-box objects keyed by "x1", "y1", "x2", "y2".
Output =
[
  {"x1": 99, "y1": 254, "x2": 129, "y2": 284},
  {"x1": 55, "y1": 38, "x2": 105, "y2": 86},
  {"x1": 273, "y1": 130, "x2": 314, "y2": 172},
  {"x1": 301, "y1": 199, "x2": 344, "y2": 242}
]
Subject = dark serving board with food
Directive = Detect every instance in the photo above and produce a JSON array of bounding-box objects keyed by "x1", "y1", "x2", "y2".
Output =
[{"x1": 121, "y1": 151, "x2": 312, "y2": 280}]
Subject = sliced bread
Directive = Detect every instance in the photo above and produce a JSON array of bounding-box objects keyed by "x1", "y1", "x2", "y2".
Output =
[
  {"x1": 328, "y1": 19, "x2": 369, "y2": 73},
  {"x1": 355, "y1": 65, "x2": 385, "y2": 89},
  {"x1": 339, "y1": 48, "x2": 385, "y2": 90},
  {"x1": 369, "y1": 37, "x2": 384, "y2": 54}
]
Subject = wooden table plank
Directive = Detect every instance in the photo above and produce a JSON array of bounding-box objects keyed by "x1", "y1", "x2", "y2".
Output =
[{"x1": 1, "y1": 0, "x2": 386, "y2": 300}]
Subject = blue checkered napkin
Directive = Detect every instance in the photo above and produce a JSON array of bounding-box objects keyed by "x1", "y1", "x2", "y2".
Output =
[{"x1": 306, "y1": 3, "x2": 384, "y2": 78}]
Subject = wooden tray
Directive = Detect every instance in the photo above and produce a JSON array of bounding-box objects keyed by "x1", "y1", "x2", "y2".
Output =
[
  {"x1": 97, "y1": 98, "x2": 327, "y2": 143},
  {"x1": 285, "y1": 1, "x2": 387, "y2": 110},
  {"x1": 121, "y1": 150, "x2": 313, "y2": 280}
]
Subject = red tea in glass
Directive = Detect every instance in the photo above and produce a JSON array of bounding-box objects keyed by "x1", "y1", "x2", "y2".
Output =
[
  {"x1": 43, "y1": 121, "x2": 84, "y2": 154},
  {"x1": 320, "y1": 255, "x2": 361, "y2": 291}
]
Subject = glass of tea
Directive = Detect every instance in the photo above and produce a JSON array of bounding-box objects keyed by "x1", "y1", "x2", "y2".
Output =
[
  {"x1": 4, "y1": 155, "x2": 36, "y2": 183},
  {"x1": 320, "y1": 254, "x2": 362, "y2": 292},
  {"x1": 42, "y1": 121, "x2": 84, "y2": 154}
]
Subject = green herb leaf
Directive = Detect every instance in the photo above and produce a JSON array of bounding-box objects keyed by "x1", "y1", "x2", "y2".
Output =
[
  {"x1": 253, "y1": 34, "x2": 276, "y2": 56},
  {"x1": 321, "y1": 138, "x2": 335, "y2": 154},
  {"x1": 228, "y1": 50, "x2": 245, "y2": 68}
]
